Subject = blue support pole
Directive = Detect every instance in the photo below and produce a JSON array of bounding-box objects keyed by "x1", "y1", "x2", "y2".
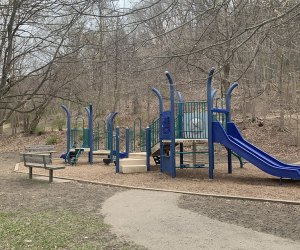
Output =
[
  {"x1": 106, "y1": 113, "x2": 112, "y2": 151},
  {"x1": 226, "y1": 82, "x2": 238, "y2": 123},
  {"x1": 225, "y1": 82, "x2": 238, "y2": 174},
  {"x1": 177, "y1": 91, "x2": 184, "y2": 167},
  {"x1": 85, "y1": 105, "x2": 93, "y2": 164},
  {"x1": 108, "y1": 112, "x2": 118, "y2": 162},
  {"x1": 207, "y1": 67, "x2": 216, "y2": 179},
  {"x1": 165, "y1": 71, "x2": 176, "y2": 178},
  {"x1": 89, "y1": 105, "x2": 93, "y2": 164},
  {"x1": 125, "y1": 127, "x2": 130, "y2": 158},
  {"x1": 116, "y1": 127, "x2": 120, "y2": 173},
  {"x1": 146, "y1": 127, "x2": 151, "y2": 171},
  {"x1": 61, "y1": 105, "x2": 71, "y2": 162},
  {"x1": 152, "y1": 87, "x2": 164, "y2": 172}
]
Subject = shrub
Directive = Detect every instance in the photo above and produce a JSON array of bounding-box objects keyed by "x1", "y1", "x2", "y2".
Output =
[
  {"x1": 46, "y1": 135, "x2": 59, "y2": 145},
  {"x1": 51, "y1": 118, "x2": 65, "y2": 131},
  {"x1": 34, "y1": 126, "x2": 46, "y2": 136}
]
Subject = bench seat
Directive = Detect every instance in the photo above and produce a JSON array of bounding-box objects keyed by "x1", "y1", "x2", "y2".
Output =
[{"x1": 24, "y1": 163, "x2": 65, "y2": 170}]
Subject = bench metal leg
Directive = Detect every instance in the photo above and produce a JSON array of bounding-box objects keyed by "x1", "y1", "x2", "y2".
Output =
[
  {"x1": 29, "y1": 167, "x2": 33, "y2": 179},
  {"x1": 49, "y1": 169, "x2": 53, "y2": 183}
]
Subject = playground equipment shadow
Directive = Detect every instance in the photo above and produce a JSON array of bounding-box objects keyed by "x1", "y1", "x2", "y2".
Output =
[{"x1": 16, "y1": 157, "x2": 300, "y2": 202}]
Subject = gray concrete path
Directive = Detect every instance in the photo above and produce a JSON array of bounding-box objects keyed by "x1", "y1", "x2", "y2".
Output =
[{"x1": 102, "y1": 190, "x2": 299, "y2": 250}]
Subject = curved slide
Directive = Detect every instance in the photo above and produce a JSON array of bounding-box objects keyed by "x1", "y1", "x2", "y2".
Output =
[{"x1": 212, "y1": 121, "x2": 300, "y2": 180}]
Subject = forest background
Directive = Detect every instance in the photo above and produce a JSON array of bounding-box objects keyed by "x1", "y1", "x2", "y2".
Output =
[{"x1": 1, "y1": 0, "x2": 300, "y2": 146}]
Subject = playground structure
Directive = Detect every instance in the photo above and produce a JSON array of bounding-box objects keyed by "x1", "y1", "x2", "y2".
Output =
[
  {"x1": 115, "y1": 71, "x2": 232, "y2": 175},
  {"x1": 206, "y1": 68, "x2": 300, "y2": 181},
  {"x1": 61, "y1": 105, "x2": 110, "y2": 165},
  {"x1": 141, "y1": 71, "x2": 223, "y2": 177},
  {"x1": 61, "y1": 105, "x2": 135, "y2": 166},
  {"x1": 115, "y1": 68, "x2": 300, "y2": 181},
  {"x1": 60, "y1": 67, "x2": 300, "y2": 182}
]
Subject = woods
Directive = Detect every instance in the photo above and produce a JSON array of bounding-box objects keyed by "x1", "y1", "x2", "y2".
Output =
[{"x1": 1, "y1": 0, "x2": 300, "y2": 139}]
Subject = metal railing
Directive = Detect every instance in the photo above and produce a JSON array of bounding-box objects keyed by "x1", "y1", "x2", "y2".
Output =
[
  {"x1": 175, "y1": 101, "x2": 208, "y2": 139},
  {"x1": 149, "y1": 117, "x2": 160, "y2": 148}
]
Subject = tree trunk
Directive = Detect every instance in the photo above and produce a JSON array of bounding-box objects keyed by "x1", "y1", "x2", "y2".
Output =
[
  {"x1": 279, "y1": 54, "x2": 285, "y2": 131},
  {"x1": 221, "y1": 63, "x2": 230, "y2": 94}
]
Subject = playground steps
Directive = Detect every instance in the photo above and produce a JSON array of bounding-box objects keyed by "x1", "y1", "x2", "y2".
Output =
[
  {"x1": 70, "y1": 148, "x2": 84, "y2": 165},
  {"x1": 129, "y1": 152, "x2": 156, "y2": 165},
  {"x1": 128, "y1": 152, "x2": 146, "y2": 158},
  {"x1": 119, "y1": 156, "x2": 147, "y2": 174}
]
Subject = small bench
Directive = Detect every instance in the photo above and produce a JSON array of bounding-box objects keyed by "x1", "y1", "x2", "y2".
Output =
[{"x1": 21, "y1": 153, "x2": 65, "y2": 183}]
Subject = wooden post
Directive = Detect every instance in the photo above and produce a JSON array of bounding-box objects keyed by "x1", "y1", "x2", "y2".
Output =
[
  {"x1": 43, "y1": 155, "x2": 46, "y2": 167},
  {"x1": 29, "y1": 167, "x2": 32, "y2": 179},
  {"x1": 49, "y1": 169, "x2": 53, "y2": 183}
]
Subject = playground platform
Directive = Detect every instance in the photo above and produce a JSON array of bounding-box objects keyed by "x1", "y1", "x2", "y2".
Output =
[{"x1": 69, "y1": 148, "x2": 110, "y2": 155}]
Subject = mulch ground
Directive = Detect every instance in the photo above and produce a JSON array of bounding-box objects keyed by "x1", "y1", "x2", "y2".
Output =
[{"x1": 17, "y1": 153, "x2": 300, "y2": 202}]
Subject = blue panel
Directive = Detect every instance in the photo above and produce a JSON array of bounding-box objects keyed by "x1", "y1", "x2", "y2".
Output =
[
  {"x1": 161, "y1": 155, "x2": 171, "y2": 173},
  {"x1": 161, "y1": 111, "x2": 171, "y2": 140}
]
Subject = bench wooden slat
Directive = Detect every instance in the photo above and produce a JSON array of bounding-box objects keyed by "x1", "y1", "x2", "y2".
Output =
[
  {"x1": 20, "y1": 154, "x2": 51, "y2": 164},
  {"x1": 21, "y1": 153, "x2": 50, "y2": 156},
  {"x1": 24, "y1": 163, "x2": 65, "y2": 170},
  {"x1": 24, "y1": 162, "x2": 65, "y2": 170},
  {"x1": 23, "y1": 151, "x2": 56, "y2": 154},
  {"x1": 25, "y1": 145, "x2": 55, "y2": 150}
]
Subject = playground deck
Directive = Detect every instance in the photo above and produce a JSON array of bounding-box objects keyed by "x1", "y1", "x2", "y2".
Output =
[
  {"x1": 93, "y1": 150, "x2": 110, "y2": 155},
  {"x1": 69, "y1": 148, "x2": 110, "y2": 155},
  {"x1": 162, "y1": 139, "x2": 208, "y2": 143}
]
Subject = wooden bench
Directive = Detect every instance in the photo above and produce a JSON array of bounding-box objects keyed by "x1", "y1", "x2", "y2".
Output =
[{"x1": 21, "y1": 153, "x2": 65, "y2": 183}]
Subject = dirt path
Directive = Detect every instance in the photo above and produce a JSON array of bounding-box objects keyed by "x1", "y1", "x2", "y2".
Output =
[{"x1": 102, "y1": 190, "x2": 299, "y2": 250}]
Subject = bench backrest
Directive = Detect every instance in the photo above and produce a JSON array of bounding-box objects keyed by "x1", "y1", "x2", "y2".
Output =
[
  {"x1": 22, "y1": 153, "x2": 52, "y2": 165},
  {"x1": 25, "y1": 145, "x2": 55, "y2": 152}
]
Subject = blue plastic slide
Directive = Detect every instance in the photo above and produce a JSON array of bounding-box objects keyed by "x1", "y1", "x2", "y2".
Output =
[{"x1": 213, "y1": 121, "x2": 300, "y2": 180}]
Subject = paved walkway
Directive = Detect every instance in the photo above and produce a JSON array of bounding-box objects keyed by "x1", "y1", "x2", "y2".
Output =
[{"x1": 102, "y1": 190, "x2": 299, "y2": 250}]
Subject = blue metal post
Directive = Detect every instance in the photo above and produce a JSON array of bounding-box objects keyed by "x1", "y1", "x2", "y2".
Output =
[
  {"x1": 146, "y1": 127, "x2": 151, "y2": 171},
  {"x1": 116, "y1": 127, "x2": 120, "y2": 173},
  {"x1": 106, "y1": 113, "x2": 112, "y2": 151},
  {"x1": 152, "y1": 87, "x2": 164, "y2": 172},
  {"x1": 89, "y1": 105, "x2": 93, "y2": 164},
  {"x1": 207, "y1": 67, "x2": 215, "y2": 179},
  {"x1": 166, "y1": 71, "x2": 176, "y2": 178},
  {"x1": 125, "y1": 127, "x2": 130, "y2": 158},
  {"x1": 225, "y1": 82, "x2": 238, "y2": 174},
  {"x1": 108, "y1": 112, "x2": 118, "y2": 162},
  {"x1": 177, "y1": 91, "x2": 184, "y2": 167},
  {"x1": 85, "y1": 105, "x2": 93, "y2": 164},
  {"x1": 226, "y1": 82, "x2": 238, "y2": 123},
  {"x1": 61, "y1": 105, "x2": 71, "y2": 162}
]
